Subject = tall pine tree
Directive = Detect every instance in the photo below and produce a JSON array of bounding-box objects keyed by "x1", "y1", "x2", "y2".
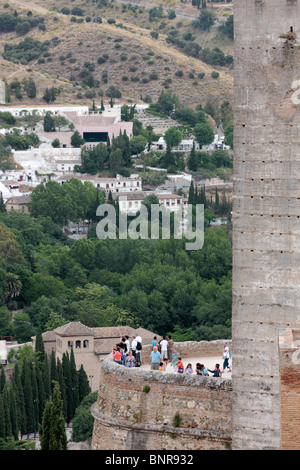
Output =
[{"x1": 188, "y1": 141, "x2": 197, "y2": 171}]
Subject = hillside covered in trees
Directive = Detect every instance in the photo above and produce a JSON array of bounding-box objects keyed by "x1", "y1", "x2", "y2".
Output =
[{"x1": 0, "y1": 177, "x2": 232, "y2": 343}]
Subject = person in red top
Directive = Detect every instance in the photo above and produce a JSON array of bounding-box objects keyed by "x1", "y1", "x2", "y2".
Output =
[
  {"x1": 112, "y1": 345, "x2": 122, "y2": 364},
  {"x1": 175, "y1": 357, "x2": 184, "y2": 374}
]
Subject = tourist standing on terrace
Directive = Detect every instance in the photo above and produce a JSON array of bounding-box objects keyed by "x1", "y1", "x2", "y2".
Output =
[
  {"x1": 222, "y1": 343, "x2": 232, "y2": 373},
  {"x1": 149, "y1": 346, "x2": 161, "y2": 370},
  {"x1": 167, "y1": 335, "x2": 174, "y2": 362},
  {"x1": 125, "y1": 351, "x2": 136, "y2": 368},
  {"x1": 160, "y1": 336, "x2": 168, "y2": 360},
  {"x1": 112, "y1": 345, "x2": 122, "y2": 365}
]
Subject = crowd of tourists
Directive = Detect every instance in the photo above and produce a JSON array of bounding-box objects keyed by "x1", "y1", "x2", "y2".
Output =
[
  {"x1": 112, "y1": 335, "x2": 232, "y2": 377},
  {"x1": 112, "y1": 334, "x2": 143, "y2": 367}
]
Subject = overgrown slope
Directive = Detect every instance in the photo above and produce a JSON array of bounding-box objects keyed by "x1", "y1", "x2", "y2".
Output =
[{"x1": 0, "y1": 0, "x2": 233, "y2": 107}]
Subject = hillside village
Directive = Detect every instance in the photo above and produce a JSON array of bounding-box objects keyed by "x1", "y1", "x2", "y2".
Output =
[{"x1": 0, "y1": 101, "x2": 233, "y2": 235}]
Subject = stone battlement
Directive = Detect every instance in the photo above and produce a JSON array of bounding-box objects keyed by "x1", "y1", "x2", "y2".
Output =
[{"x1": 91, "y1": 340, "x2": 232, "y2": 451}]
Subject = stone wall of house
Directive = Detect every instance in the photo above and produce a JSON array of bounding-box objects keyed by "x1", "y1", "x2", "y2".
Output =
[{"x1": 91, "y1": 340, "x2": 232, "y2": 451}]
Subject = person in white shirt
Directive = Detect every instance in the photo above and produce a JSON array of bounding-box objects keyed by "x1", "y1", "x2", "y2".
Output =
[
  {"x1": 125, "y1": 335, "x2": 130, "y2": 356},
  {"x1": 131, "y1": 335, "x2": 137, "y2": 357},
  {"x1": 222, "y1": 343, "x2": 231, "y2": 373},
  {"x1": 160, "y1": 336, "x2": 168, "y2": 360},
  {"x1": 135, "y1": 335, "x2": 142, "y2": 366}
]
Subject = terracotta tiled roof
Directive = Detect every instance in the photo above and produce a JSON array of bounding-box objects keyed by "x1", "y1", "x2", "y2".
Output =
[
  {"x1": 54, "y1": 321, "x2": 96, "y2": 337},
  {"x1": 113, "y1": 192, "x2": 146, "y2": 201},
  {"x1": 6, "y1": 195, "x2": 31, "y2": 204}
]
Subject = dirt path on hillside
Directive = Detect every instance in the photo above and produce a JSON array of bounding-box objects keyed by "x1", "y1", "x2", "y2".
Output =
[{"x1": 7, "y1": 0, "x2": 49, "y2": 14}]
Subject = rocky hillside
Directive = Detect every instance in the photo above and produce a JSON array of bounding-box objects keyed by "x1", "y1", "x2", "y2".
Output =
[{"x1": 0, "y1": 0, "x2": 234, "y2": 108}]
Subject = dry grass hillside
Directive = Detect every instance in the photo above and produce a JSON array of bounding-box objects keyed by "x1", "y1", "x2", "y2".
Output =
[{"x1": 0, "y1": 0, "x2": 234, "y2": 108}]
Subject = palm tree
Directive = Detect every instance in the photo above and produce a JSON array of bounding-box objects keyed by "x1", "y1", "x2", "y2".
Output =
[{"x1": 5, "y1": 272, "x2": 22, "y2": 302}]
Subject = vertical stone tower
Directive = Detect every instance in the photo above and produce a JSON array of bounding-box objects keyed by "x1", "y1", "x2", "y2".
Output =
[{"x1": 233, "y1": 0, "x2": 300, "y2": 450}]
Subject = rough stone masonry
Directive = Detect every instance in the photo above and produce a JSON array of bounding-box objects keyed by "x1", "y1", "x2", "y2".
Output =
[
  {"x1": 233, "y1": 0, "x2": 300, "y2": 450},
  {"x1": 0, "y1": 81, "x2": 6, "y2": 105}
]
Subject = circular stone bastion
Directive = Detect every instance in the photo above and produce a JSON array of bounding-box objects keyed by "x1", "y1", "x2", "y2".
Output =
[{"x1": 91, "y1": 340, "x2": 232, "y2": 451}]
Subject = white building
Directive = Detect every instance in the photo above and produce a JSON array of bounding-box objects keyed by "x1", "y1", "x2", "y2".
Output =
[
  {"x1": 55, "y1": 160, "x2": 82, "y2": 172},
  {"x1": 56, "y1": 173, "x2": 142, "y2": 194},
  {"x1": 0, "y1": 106, "x2": 89, "y2": 117},
  {"x1": 155, "y1": 192, "x2": 188, "y2": 212},
  {"x1": 113, "y1": 192, "x2": 146, "y2": 214}
]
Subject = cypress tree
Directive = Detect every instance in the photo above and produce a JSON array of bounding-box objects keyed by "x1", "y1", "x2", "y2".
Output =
[
  {"x1": 21, "y1": 358, "x2": 34, "y2": 436},
  {"x1": 48, "y1": 382, "x2": 67, "y2": 450},
  {"x1": 107, "y1": 134, "x2": 111, "y2": 154},
  {"x1": 36, "y1": 365, "x2": 46, "y2": 426},
  {"x1": 42, "y1": 355, "x2": 51, "y2": 400},
  {"x1": 50, "y1": 349, "x2": 58, "y2": 393},
  {"x1": 8, "y1": 385, "x2": 18, "y2": 440},
  {"x1": 164, "y1": 143, "x2": 175, "y2": 168},
  {"x1": 31, "y1": 363, "x2": 39, "y2": 430},
  {"x1": 62, "y1": 352, "x2": 73, "y2": 424},
  {"x1": 12, "y1": 363, "x2": 26, "y2": 437},
  {"x1": 199, "y1": 186, "x2": 207, "y2": 208},
  {"x1": 122, "y1": 130, "x2": 131, "y2": 167},
  {"x1": 2, "y1": 384, "x2": 12, "y2": 437},
  {"x1": 0, "y1": 193, "x2": 6, "y2": 213},
  {"x1": 188, "y1": 181, "x2": 195, "y2": 205},
  {"x1": 35, "y1": 329, "x2": 46, "y2": 365},
  {"x1": 39, "y1": 395, "x2": 52, "y2": 450},
  {"x1": 0, "y1": 395, "x2": 5, "y2": 438},
  {"x1": 214, "y1": 187, "x2": 220, "y2": 213},
  {"x1": 0, "y1": 366, "x2": 6, "y2": 393},
  {"x1": 56, "y1": 358, "x2": 67, "y2": 421},
  {"x1": 78, "y1": 365, "x2": 91, "y2": 403},
  {"x1": 188, "y1": 141, "x2": 197, "y2": 171},
  {"x1": 194, "y1": 184, "x2": 198, "y2": 204},
  {"x1": 70, "y1": 348, "x2": 79, "y2": 412}
]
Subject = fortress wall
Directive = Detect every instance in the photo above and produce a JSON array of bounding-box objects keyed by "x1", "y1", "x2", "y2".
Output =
[
  {"x1": 0, "y1": 82, "x2": 6, "y2": 105},
  {"x1": 91, "y1": 340, "x2": 232, "y2": 451},
  {"x1": 233, "y1": 0, "x2": 300, "y2": 449}
]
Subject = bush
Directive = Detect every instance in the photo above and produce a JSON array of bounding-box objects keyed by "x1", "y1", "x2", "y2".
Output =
[
  {"x1": 61, "y1": 7, "x2": 70, "y2": 15},
  {"x1": 97, "y1": 56, "x2": 107, "y2": 64},
  {"x1": 3, "y1": 37, "x2": 49, "y2": 64},
  {"x1": 149, "y1": 72, "x2": 158, "y2": 80},
  {"x1": 15, "y1": 21, "x2": 31, "y2": 36},
  {"x1": 105, "y1": 86, "x2": 122, "y2": 98},
  {"x1": 211, "y1": 71, "x2": 219, "y2": 79},
  {"x1": 173, "y1": 412, "x2": 182, "y2": 428},
  {"x1": 71, "y1": 392, "x2": 98, "y2": 442},
  {"x1": 71, "y1": 7, "x2": 84, "y2": 16}
]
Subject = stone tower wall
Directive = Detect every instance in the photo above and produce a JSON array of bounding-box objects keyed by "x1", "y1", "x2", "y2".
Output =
[{"x1": 233, "y1": 0, "x2": 300, "y2": 450}]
